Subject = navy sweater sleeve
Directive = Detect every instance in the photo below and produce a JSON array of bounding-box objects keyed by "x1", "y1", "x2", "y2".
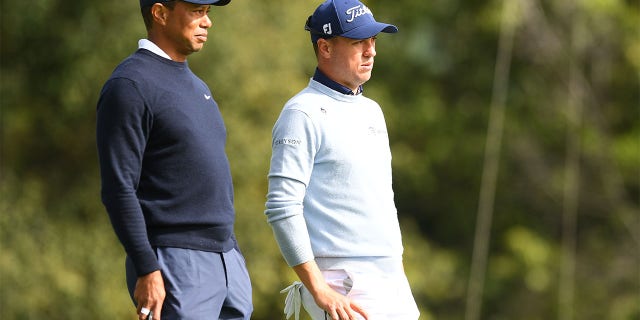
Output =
[
  {"x1": 96, "y1": 50, "x2": 237, "y2": 276},
  {"x1": 97, "y1": 77, "x2": 159, "y2": 274}
]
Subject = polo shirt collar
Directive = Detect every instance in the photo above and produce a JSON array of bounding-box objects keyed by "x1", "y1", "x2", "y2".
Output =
[
  {"x1": 138, "y1": 39, "x2": 172, "y2": 60},
  {"x1": 312, "y1": 68, "x2": 363, "y2": 95}
]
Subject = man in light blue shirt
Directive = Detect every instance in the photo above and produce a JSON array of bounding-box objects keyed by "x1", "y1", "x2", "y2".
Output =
[{"x1": 265, "y1": 0, "x2": 419, "y2": 319}]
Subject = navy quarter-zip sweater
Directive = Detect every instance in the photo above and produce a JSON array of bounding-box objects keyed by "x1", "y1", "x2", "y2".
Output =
[{"x1": 96, "y1": 49, "x2": 237, "y2": 276}]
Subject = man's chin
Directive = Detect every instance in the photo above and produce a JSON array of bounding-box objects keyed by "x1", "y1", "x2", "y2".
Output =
[
  {"x1": 189, "y1": 43, "x2": 206, "y2": 53},
  {"x1": 358, "y1": 73, "x2": 372, "y2": 84}
]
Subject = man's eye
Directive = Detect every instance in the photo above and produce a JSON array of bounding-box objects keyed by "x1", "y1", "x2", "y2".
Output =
[{"x1": 194, "y1": 9, "x2": 209, "y2": 16}]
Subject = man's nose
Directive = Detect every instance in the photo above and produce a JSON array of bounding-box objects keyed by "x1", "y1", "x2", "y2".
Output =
[
  {"x1": 202, "y1": 15, "x2": 212, "y2": 28},
  {"x1": 365, "y1": 39, "x2": 376, "y2": 57}
]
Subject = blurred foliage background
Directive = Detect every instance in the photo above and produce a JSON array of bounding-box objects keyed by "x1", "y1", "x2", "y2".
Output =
[{"x1": 1, "y1": 0, "x2": 639, "y2": 319}]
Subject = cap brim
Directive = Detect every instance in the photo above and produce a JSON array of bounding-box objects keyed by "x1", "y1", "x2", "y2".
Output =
[
  {"x1": 212, "y1": 0, "x2": 231, "y2": 5},
  {"x1": 341, "y1": 22, "x2": 398, "y2": 40},
  {"x1": 184, "y1": 0, "x2": 231, "y2": 5}
]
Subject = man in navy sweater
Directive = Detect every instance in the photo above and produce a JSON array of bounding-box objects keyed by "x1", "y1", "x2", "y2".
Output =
[{"x1": 96, "y1": 1, "x2": 252, "y2": 319}]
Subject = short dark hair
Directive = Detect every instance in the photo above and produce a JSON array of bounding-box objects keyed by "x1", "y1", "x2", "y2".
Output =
[{"x1": 141, "y1": 0, "x2": 177, "y2": 30}]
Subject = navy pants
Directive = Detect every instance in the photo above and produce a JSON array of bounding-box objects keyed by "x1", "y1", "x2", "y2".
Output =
[{"x1": 126, "y1": 247, "x2": 253, "y2": 320}]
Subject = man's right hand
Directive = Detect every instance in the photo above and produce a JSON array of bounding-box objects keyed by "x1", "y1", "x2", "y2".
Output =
[
  {"x1": 312, "y1": 284, "x2": 368, "y2": 320},
  {"x1": 134, "y1": 270, "x2": 166, "y2": 320},
  {"x1": 293, "y1": 261, "x2": 369, "y2": 320}
]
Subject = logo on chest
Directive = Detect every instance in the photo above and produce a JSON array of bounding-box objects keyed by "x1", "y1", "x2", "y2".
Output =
[{"x1": 368, "y1": 126, "x2": 387, "y2": 136}]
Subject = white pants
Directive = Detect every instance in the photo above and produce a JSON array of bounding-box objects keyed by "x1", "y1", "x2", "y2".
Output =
[{"x1": 298, "y1": 259, "x2": 420, "y2": 320}]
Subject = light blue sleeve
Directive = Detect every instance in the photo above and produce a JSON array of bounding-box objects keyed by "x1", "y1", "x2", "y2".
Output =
[{"x1": 265, "y1": 108, "x2": 318, "y2": 266}]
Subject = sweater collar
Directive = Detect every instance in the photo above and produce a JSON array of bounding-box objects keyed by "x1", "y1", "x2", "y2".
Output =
[{"x1": 308, "y1": 79, "x2": 362, "y2": 103}]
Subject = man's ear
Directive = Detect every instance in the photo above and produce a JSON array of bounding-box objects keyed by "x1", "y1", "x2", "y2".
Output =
[
  {"x1": 151, "y1": 3, "x2": 169, "y2": 26},
  {"x1": 317, "y1": 38, "x2": 332, "y2": 59}
]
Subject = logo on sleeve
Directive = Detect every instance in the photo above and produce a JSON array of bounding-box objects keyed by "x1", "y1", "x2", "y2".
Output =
[
  {"x1": 204, "y1": 94, "x2": 211, "y2": 100},
  {"x1": 273, "y1": 138, "x2": 302, "y2": 146}
]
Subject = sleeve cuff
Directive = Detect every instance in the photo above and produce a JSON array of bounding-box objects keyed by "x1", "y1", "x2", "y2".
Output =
[{"x1": 269, "y1": 214, "x2": 314, "y2": 267}]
